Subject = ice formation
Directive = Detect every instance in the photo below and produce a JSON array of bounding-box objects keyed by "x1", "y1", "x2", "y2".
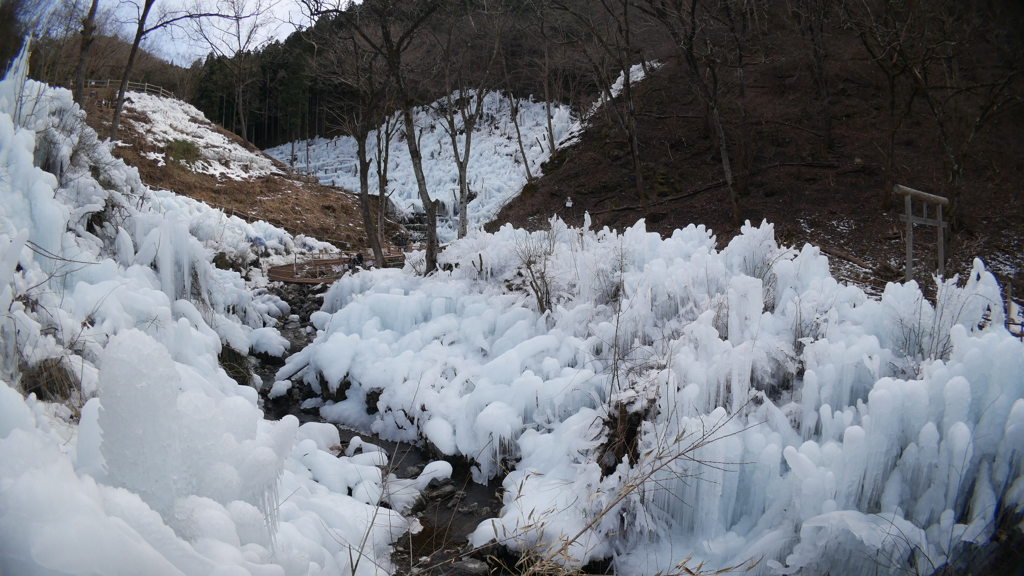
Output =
[
  {"x1": 266, "y1": 91, "x2": 576, "y2": 242},
  {"x1": 0, "y1": 48, "x2": 422, "y2": 575},
  {"x1": 265, "y1": 65, "x2": 660, "y2": 245},
  {"x1": 285, "y1": 216, "x2": 1022, "y2": 574}
]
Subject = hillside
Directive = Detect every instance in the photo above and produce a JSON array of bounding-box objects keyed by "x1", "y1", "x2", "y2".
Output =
[
  {"x1": 494, "y1": 46, "x2": 1024, "y2": 301},
  {"x1": 79, "y1": 88, "x2": 382, "y2": 250},
  {"x1": 266, "y1": 91, "x2": 576, "y2": 243}
]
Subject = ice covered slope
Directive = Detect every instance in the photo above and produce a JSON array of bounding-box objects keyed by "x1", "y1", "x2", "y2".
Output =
[
  {"x1": 122, "y1": 91, "x2": 282, "y2": 180},
  {"x1": 0, "y1": 49, "x2": 432, "y2": 575},
  {"x1": 266, "y1": 91, "x2": 576, "y2": 242},
  {"x1": 281, "y1": 217, "x2": 1023, "y2": 575}
]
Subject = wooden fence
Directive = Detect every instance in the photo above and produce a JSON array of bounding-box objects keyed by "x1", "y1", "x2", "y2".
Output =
[{"x1": 81, "y1": 79, "x2": 176, "y2": 100}]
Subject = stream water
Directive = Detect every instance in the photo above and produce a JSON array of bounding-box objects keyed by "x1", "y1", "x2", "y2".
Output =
[{"x1": 255, "y1": 282, "x2": 501, "y2": 575}]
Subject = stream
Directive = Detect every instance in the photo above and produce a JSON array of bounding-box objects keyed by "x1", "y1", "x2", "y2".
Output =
[{"x1": 254, "y1": 281, "x2": 502, "y2": 576}]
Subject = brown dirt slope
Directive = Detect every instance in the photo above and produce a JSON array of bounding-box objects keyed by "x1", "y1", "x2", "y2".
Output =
[
  {"x1": 81, "y1": 95, "x2": 377, "y2": 251},
  {"x1": 492, "y1": 36, "x2": 1023, "y2": 302}
]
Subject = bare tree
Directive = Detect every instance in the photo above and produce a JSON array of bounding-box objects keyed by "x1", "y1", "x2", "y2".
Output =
[
  {"x1": 844, "y1": 0, "x2": 918, "y2": 209},
  {"x1": 109, "y1": 0, "x2": 248, "y2": 140},
  {"x1": 850, "y1": 0, "x2": 1022, "y2": 223},
  {"x1": 895, "y1": 2, "x2": 1021, "y2": 225},
  {"x1": 789, "y1": 0, "x2": 833, "y2": 152},
  {"x1": 639, "y1": 0, "x2": 742, "y2": 223},
  {"x1": 73, "y1": 0, "x2": 100, "y2": 105},
  {"x1": 315, "y1": 18, "x2": 392, "y2": 265},
  {"x1": 551, "y1": 0, "x2": 648, "y2": 202},
  {"x1": 303, "y1": 0, "x2": 442, "y2": 274},
  {"x1": 376, "y1": 112, "x2": 399, "y2": 255},
  {"x1": 531, "y1": 15, "x2": 576, "y2": 155},
  {"x1": 430, "y1": 6, "x2": 501, "y2": 238},
  {"x1": 24, "y1": 0, "x2": 88, "y2": 83},
  {"x1": 109, "y1": 0, "x2": 157, "y2": 140},
  {"x1": 500, "y1": 55, "x2": 534, "y2": 184},
  {"x1": 188, "y1": 0, "x2": 280, "y2": 141}
]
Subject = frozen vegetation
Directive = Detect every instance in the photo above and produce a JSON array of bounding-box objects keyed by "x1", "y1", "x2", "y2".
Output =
[
  {"x1": 0, "y1": 49, "x2": 442, "y2": 575},
  {"x1": 2, "y1": 46, "x2": 1022, "y2": 576},
  {"x1": 281, "y1": 215, "x2": 1022, "y2": 574}
]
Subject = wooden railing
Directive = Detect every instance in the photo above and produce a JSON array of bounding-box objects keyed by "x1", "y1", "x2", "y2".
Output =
[{"x1": 81, "y1": 79, "x2": 176, "y2": 100}]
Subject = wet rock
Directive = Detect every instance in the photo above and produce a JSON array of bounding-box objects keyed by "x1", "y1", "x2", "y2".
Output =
[
  {"x1": 426, "y1": 476, "x2": 449, "y2": 489},
  {"x1": 402, "y1": 464, "x2": 424, "y2": 478},
  {"x1": 365, "y1": 388, "x2": 382, "y2": 415},
  {"x1": 426, "y1": 483, "x2": 458, "y2": 501},
  {"x1": 449, "y1": 558, "x2": 488, "y2": 575}
]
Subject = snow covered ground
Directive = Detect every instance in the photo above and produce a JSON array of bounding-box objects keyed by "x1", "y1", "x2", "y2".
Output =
[
  {"x1": 0, "y1": 50, "x2": 442, "y2": 575},
  {"x1": 123, "y1": 91, "x2": 282, "y2": 180},
  {"x1": 266, "y1": 91, "x2": 576, "y2": 242}
]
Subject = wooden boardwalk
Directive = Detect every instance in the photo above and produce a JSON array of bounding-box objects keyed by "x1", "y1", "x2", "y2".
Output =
[{"x1": 267, "y1": 252, "x2": 405, "y2": 284}]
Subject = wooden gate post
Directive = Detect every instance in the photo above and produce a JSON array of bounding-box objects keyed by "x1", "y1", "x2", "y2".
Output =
[{"x1": 894, "y1": 184, "x2": 950, "y2": 281}]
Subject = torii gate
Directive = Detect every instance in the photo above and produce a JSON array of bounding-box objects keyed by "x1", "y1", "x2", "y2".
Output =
[{"x1": 894, "y1": 184, "x2": 949, "y2": 281}]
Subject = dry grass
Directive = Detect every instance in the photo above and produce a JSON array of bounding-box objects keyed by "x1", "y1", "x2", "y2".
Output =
[{"x1": 20, "y1": 356, "x2": 79, "y2": 405}]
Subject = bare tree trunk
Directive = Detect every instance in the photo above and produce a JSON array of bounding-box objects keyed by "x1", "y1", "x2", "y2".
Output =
[
  {"x1": 356, "y1": 132, "x2": 384, "y2": 265},
  {"x1": 710, "y1": 102, "x2": 738, "y2": 223},
  {"x1": 399, "y1": 105, "x2": 438, "y2": 273},
  {"x1": 620, "y1": 71, "x2": 645, "y2": 201},
  {"x1": 234, "y1": 83, "x2": 248, "y2": 141},
  {"x1": 640, "y1": 0, "x2": 743, "y2": 222},
  {"x1": 438, "y1": 90, "x2": 484, "y2": 240},
  {"x1": 74, "y1": 0, "x2": 100, "y2": 106},
  {"x1": 509, "y1": 95, "x2": 534, "y2": 182},
  {"x1": 542, "y1": 45, "x2": 557, "y2": 153},
  {"x1": 110, "y1": 0, "x2": 156, "y2": 141},
  {"x1": 457, "y1": 159, "x2": 470, "y2": 238},
  {"x1": 544, "y1": 99, "x2": 556, "y2": 153},
  {"x1": 376, "y1": 119, "x2": 394, "y2": 256},
  {"x1": 440, "y1": 107, "x2": 473, "y2": 239}
]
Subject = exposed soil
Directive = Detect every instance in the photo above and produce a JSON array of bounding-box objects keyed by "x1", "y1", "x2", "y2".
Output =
[
  {"x1": 82, "y1": 97, "x2": 399, "y2": 251},
  {"x1": 492, "y1": 39, "x2": 1024, "y2": 304}
]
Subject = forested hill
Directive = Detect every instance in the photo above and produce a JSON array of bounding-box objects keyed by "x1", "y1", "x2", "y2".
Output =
[
  {"x1": 15, "y1": 0, "x2": 1024, "y2": 295},
  {"x1": 201, "y1": 0, "x2": 1019, "y2": 300},
  {"x1": 189, "y1": 1, "x2": 590, "y2": 150}
]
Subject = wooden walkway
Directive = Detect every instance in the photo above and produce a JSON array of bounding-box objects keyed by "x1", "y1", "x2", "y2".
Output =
[{"x1": 267, "y1": 252, "x2": 405, "y2": 284}]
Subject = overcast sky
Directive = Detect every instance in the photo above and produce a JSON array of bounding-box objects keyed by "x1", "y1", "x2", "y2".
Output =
[{"x1": 101, "y1": 0, "x2": 314, "y2": 66}]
